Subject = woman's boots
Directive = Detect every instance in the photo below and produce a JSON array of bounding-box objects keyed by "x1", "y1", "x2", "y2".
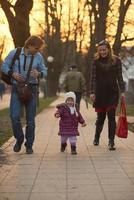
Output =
[
  {"x1": 93, "y1": 123, "x2": 116, "y2": 150},
  {"x1": 108, "y1": 121, "x2": 116, "y2": 150},
  {"x1": 93, "y1": 125, "x2": 103, "y2": 146}
]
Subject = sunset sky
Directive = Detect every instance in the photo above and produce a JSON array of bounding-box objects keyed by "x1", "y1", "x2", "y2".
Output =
[{"x1": 0, "y1": 0, "x2": 134, "y2": 58}]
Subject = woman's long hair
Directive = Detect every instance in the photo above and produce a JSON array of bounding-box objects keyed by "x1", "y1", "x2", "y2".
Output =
[{"x1": 94, "y1": 40, "x2": 117, "y2": 64}]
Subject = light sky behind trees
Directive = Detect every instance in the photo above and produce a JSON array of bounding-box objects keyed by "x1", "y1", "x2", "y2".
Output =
[{"x1": 0, "y1": 0, "x2": 134, "y2": 57}]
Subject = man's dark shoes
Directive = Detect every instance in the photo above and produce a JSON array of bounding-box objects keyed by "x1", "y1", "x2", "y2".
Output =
[
  {"x1": 108, "y1": 143, "x2": 116, "y2": 151},
  {"x1": 13, "y1": 142, "x2": 22, "y2": 152},
  {"x1": 13, "y1": 136, "x2": 24, "y2": 152},
  {"x1": 25, "y1": 142, "x2": 33, "y2": 154},
  {"x1": 26, "y1": 148, "x2": 33, "y2": 154}
]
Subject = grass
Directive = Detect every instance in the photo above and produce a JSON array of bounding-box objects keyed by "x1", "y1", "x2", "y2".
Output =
[
  {"x1": 128, "y1": 124, "x2": 134, "y2": 133},
  {"x1": 126, "y1": 103, "x2": 134, "y2": 133},
  {"x1": 0, "y1": 108, "x2": 12, "y2": 146},
  {"x1": 0, "y1": 96, "x2": 56, "y2": 147},
  {"x1": 125, "y1": 104, "x2": 134, "y2": 116},
  {"x1": 36, "y1": 97, "x2": 56, "y2": 114}
]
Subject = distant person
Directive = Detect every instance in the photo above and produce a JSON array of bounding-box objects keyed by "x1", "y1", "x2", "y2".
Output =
[
  {"x1": 55, "y1": 91, "x2": 86, "y2": 154},
  {"x1": 0, "y1": 80, "x2": 5, "y2": 100},
  {"x1": 1, "y1": 35, "x2": 47, "y2": 154},
  {"x1": 64, "y1": 64, "x2": 86, "y2": 109},
  {"x1": 90, "y1": 40, "x2": 125, "y2": 150}
]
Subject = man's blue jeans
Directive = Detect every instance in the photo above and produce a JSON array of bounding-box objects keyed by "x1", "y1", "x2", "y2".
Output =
[{"x1": 10, "y1": 85, "x2": 37, "y2": 148}]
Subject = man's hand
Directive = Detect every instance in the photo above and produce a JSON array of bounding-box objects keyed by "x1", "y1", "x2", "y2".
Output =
[
  {"x1": 12, "y1": 72, "x2": 25, "y2": 82},
  {"x1": 30, "y1": 69, "x2": 40, "y2": 78}
]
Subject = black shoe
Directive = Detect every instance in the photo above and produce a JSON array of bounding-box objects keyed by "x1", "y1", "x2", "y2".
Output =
[
  {"x1": 13, "y1": 142, "x2": 22, "y2": 152},
  {"x1": 93, "y1": 139, "x2": 99, "y2": 146},
  {"x1": 26, "y1": 148, "x2": 33, "y2": 154},
  {"x1": 24, "y1": 142, "x2": 33, "y2": 154},
  {"x1": 60, "y1": 143, "x2": 67, "y2": 152},
  {"x1": 108, "y1": 143, "x2": 116, "y2": 151},
  {"x1": 71, "y1": 146, "x2": 77, "y2": 155}
]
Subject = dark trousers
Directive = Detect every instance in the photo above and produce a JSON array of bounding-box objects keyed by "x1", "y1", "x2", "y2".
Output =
[
  {"x1": 94, "y1": 109, "x2": 116, "y2": 144},
  {"x1": 74, "y1": 92, "x2": 82, "y2": 110},
  {"x1": 10, "y1": 85, "x2": 37, "y2": 148}
]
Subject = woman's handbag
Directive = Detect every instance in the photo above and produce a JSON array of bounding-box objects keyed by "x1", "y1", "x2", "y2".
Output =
[{"x1": 115, "y1": 97, "x2": 128, "y2": 138}]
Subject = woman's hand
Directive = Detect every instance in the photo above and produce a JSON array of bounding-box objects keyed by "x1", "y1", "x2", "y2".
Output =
[
  {"x1": 120, "y1": 92, "x2": 125, "y2": 99},
  {"x1": 90, "y1": 94, "x2": 96, "y2": 102},
  {"x1": 30, "y1": 69, "x2": 40, "y2": 78}
]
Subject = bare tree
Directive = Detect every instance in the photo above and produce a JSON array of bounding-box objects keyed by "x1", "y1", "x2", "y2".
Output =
[
  {"x1": 85, "y1": 0, "x2": 133, "y2": 90},
  {"x1": 0, "y1": 36, "x2": 6, "y2": 65},
  {"x1": 113, "y1": 0, "x2": 132, "y2": 55},
  {"x1": 44, "y1": 0, "x2": 63, "y2": 96},
  {"x1": 43, "y1": 0, "x2": 133, "y2": 95},
  {"x1": 0, "y1": 0, "x2": 33, "y2": 47},
  {"x1": 44, "y1": 0, "x2": 89, "y2": 96}
]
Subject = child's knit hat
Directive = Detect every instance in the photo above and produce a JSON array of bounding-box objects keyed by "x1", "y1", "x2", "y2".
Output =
[
  {"x1": 65, "y1": 91, "x2": 76, "y2": 103},
  {"x1": 65, "y1": 92, "x2": 78, "y2": 116}
]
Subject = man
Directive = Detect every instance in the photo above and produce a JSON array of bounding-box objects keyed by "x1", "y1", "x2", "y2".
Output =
[
  {"x1": 0, "y1": 80, "x2": 5, "y2": 100},
  {"x1": 1, "y1": 35, "x2": 47, "y2": 154},
  {"x1": 64, "y1": 64, "x2": 86, "y2": 109}
]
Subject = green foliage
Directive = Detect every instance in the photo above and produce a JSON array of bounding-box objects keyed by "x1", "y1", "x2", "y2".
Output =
[
  {"x1": 128, "y1": 123, "x2": 134, "y2": 133},
  {"x1": 36, "y1": 97, "x2": 56, "y2": 114},
  {"x1": 126, "y1": 104, "x2": 134, "y2": 116}
]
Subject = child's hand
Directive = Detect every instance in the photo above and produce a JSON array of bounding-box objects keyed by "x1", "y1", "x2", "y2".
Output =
[
  {"x1": 81, "y1": 123, "x2": 86, "y2": 127},
  {"x1": 55, "y1": 113, "x2": 60, "y2": 118}
]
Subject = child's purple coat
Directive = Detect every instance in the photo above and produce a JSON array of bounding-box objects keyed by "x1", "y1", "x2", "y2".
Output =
[{"x1": 55, "y1": 103, "x2": 85, "y2": 136}]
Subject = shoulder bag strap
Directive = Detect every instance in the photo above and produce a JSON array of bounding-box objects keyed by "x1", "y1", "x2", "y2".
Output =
[
  {"x1": 120, "y1": 97, "x2": 126, "y2": 116},
  {"x1": 10, "y1": 47, "x2": 22, "y2": 70},
  {"x1": 10, "y1": 47, "x2": 22, "y2": 84},
  {"x1": 26, "y1": 55, "x2": 34, "y2": 81}
]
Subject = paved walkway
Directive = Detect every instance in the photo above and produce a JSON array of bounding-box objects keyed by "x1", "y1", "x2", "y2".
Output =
[{"x1": 0, "y1": 94, "x2": 134, "y2": 200}]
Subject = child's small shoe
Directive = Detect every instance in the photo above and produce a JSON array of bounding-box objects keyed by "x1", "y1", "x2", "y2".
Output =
[
  {"x1": 60, "y1": 143, "x2": 67, "y2": 152},
  {"x1": 71, "y1": 145, "x2": 77, "y2": 155}
]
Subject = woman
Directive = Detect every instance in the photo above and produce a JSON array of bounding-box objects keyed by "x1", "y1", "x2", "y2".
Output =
[{"x1": 90, "y1": 40, "x2": 125, "y2": 150}]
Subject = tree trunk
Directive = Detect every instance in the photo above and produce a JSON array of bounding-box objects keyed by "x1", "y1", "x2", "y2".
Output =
[
  {"x1": 0, "y1": 0, "x2": 33, "y2": 47},
  {"x1": 113, "y1": 0, "x2": 132, "y2": 55},
  {"x1": 44, "y1": 0, "x2": 63, "y2": 97},
  {"x1": 46, "y1": 61, "x2": 60, "y2": 96},
  {"x1": 85, "y1": 0, "x2": 110, "y2": 90}
]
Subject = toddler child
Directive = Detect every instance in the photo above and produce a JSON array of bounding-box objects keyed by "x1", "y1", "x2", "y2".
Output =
[{"x1": 55, "y1": 91, "x2": 86, "y2": 154}]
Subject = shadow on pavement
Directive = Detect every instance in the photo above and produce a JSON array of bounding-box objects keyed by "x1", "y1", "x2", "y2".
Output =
[{"x1": 0, "y1": 149, "x2": 11, "y2": 166}]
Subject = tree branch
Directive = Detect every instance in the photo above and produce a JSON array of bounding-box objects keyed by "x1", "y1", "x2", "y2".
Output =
[{"x1": 121, "y1": 36, "x2": 134, "y2": 43}]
